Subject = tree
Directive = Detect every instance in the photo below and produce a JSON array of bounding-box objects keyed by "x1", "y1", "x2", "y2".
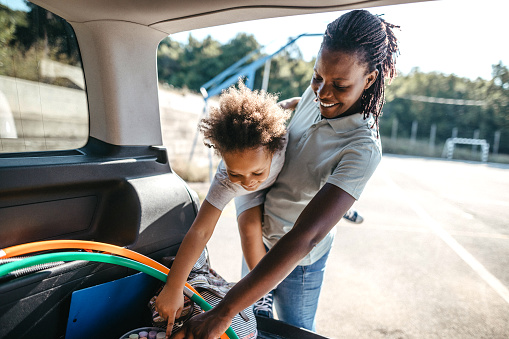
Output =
[
  {"x1": 383, "y1": 66, "x2": 508, "y2": 153},
  {"x1": 0, "y1": 4, "x2": 27, "y2": 77},
  {"x1": 157, "y1": 33, "x2": 262, "y2": 91},
  {"x1": 157, "y1": 37, "x2": 183, "y2": 86},
  {"x1": 486, "y1": 62, "x2": 509, "y2": 152},
  {"x1": 0, "y1": 3, "x2": 80, "y2": 84},
  {"x1": 155, "y1": 33, "x2": 508, "y2": 154},
  {"x1": 11, "y1": 2, "x2": 80, "y2": 65}
]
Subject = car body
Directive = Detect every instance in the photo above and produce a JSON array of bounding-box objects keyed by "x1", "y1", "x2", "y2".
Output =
[{"x1": 0, "y1": 0, "x2": 432, "y2": 338}]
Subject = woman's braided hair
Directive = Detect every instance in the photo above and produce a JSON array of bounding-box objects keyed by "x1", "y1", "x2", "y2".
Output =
[
  {"x1": 322, "y1": 9, "x2": 400, "y2": 132},
  {"x1": 200, "y1": 81, "x2": 290, "y2": 156}
]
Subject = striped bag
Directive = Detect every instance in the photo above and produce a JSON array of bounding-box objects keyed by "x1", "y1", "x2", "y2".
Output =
[{"x1": 149, "y1": 248, "x2": 257, "y2": 339}]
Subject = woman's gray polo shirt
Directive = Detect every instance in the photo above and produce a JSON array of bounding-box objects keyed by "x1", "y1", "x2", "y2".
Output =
[{"x1": 235, "y1": 86, "x2": 382, "y2": 266}]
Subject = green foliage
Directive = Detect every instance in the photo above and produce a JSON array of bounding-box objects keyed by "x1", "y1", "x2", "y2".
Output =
[
  {"x1": 156, "y1": 31, "x2": 508, "y2": 155},
  {"x1": 0, "y1": 3, "x2": 81, "y2": 86},
  {"x1": 156, "y1": 32, "x2": 508, "y2": 155},
  {"x1": 157, "y1": 33, "x2": 262, "y2": 90},
  {"x1": 0, "y1": 4, "x2": 25, "y2": 75},
  {"x1": 383, "y1": 66, "x2": 509, "y2": 153},
  {"x1": 157, "y1": 34, "x2": 314, "y2": 100}
]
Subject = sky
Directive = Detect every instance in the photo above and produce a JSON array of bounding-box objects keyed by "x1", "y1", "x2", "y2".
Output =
[
  {"x1": 171, "y1": 0, "x2": 509, "y2": 81},
  {"x1": 3, "y1": 0, "x2": 507, "y2": 80}
]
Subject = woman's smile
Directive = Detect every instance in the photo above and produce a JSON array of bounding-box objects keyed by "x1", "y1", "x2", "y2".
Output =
[{"x1": 319, "y1": 100, "x2": 339, "y2": 108}]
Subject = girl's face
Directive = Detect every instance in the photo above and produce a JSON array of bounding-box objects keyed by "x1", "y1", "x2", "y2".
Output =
[
  {"x1": 222, "y1": 146, "x2": 272, "y2": 191},
  {"x1": 311, "y1": 47, "x2": 378, "y2": 119}
]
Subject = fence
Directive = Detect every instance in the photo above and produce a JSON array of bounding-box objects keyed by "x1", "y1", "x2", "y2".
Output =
[{"x1": 388, "y1": 118, "x2": 503, "y2": 160}]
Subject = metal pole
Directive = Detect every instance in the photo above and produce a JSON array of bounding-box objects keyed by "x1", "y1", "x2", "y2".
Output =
[
  {"x1": 447, "y1": 140, "x2": 454, "y2": 160},
  {"x1": 189, "y1": 99, "x2": 208, "y2": 163},
  {"x1": 472, "y1": 129, "x2": 480, "y2": 155},
  {"x1": 494, "y1": 130, "x2": 501, "y2": 155},
  {"x1": 245, "y1": 69, "x2": 256, "y2": 90},
  {"x1": 452, "y1": 127, "x2": 458, "y2": 139},
  {"x1": 410, "y1": 120, "x2": 418, "y2": 145},
  {"x1": 261, "y1": 59, "x2": 271, "y2": 92},
  {"x1": 429, "y1": 124, "x2": 436, "y2": 153},
  {"x1": 391, "y1": 118, "x2": 398, "y2": 142},
  {"x1": 481, "y1": 143, "x2": 490, "y2": 162}
]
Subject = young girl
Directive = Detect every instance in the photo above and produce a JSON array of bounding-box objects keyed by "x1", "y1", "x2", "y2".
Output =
[
  {"x1": 154, "y1": 81, "x2": 290, "y2": 336},
  {"x1": 172, "y1": 9, "x2": 400, "y2": 338}
]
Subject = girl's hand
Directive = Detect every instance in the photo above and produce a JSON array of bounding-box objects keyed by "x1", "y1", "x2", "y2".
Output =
[
  {"x1": 156, "y1": 200, "x2": 223, "y2": 337},
  {"x1": 155, "y1": 285, "x2": 185, "y2": 337},
  {"x1": 170, "y1": 308, "x2": 232, "y2": 339}
]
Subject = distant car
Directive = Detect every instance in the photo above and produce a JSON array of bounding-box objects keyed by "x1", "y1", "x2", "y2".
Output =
[{"x1": 0, "y1": 0, "x2": 428, "y2": 338}]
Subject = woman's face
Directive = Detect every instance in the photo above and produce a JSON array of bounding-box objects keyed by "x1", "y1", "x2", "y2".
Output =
[
  {"x1": 222, "y1": 146, "x2": 272, "y2": 191},
  {"x1": 311, "y1": 47, "x2": 378, "y2": 119}
]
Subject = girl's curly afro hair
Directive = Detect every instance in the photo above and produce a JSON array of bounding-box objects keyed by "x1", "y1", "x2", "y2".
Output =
[{"x1": 199, "y1": 81, "x2": 290, "y2": 156}]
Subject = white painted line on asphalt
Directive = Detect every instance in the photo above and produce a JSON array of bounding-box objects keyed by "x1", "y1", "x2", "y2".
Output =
[{"x1": 383, "y1": 173, "x2": 509, "y2": 305}]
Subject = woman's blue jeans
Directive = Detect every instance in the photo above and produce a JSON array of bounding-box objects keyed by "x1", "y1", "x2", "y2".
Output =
[
  {"x1": 241, "y1": 249, "x2": 330, "y2": 331},
  {"x1": 273, "y1": 249, "x2": 330, "y2": 331}
]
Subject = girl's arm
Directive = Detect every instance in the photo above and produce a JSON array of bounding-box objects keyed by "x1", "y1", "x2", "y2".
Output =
[
  {"x1": 155, "y1": 199, "x2": 222, "y2": 337},
  {"x1": 237, "y1": 205, "x2": 265, "y2": 271},
  {"x1": 171, "y1": 183, "x2": 355, "y2": 339}
]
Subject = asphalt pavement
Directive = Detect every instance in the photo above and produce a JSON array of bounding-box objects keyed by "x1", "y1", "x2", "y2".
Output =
[{"x1": 189, "y1": 155, "x2": 509, "y2": 339}]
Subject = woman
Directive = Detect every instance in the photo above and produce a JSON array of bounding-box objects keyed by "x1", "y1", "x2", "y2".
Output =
[{"x1": 171, "y1": 9, "x2": 400, "y2": 338}]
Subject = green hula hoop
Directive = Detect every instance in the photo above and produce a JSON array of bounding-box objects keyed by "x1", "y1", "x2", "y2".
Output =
[{"x1": 0, "y1": 251, "x2": 239, "y2": 339}]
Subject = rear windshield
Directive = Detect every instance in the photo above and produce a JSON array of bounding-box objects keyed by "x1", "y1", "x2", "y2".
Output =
[{"x1": 0, "y1": 0, "x2": 88, "y2": 153}]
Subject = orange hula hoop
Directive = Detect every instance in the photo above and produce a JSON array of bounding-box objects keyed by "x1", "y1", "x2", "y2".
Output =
[{"x1": 0, "y1": 239, "x2": 232, "y2": 339}]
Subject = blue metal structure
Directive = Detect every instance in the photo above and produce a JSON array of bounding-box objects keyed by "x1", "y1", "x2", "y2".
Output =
[{"x1": 199, "y1": 33, "x2": 322, "y2": 99}]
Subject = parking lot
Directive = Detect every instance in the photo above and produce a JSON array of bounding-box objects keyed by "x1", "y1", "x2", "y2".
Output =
[{"x1": 191, "y1": 154, "x2": 509, "y2": 338}]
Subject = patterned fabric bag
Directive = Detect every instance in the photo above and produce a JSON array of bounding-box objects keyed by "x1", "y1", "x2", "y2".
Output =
[{"x1": 149, "y1": 248, "x2": 258, "y2": 339}]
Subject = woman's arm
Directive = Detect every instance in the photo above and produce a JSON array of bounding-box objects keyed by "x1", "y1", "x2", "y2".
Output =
[
  {"x1": 171, "y1": 183, "x2": 355, "y2": 339},
  {"x1": 155, "y1": 200, "x2": 222, "y2": 337},
  {"x1": 237, "y1": 205, "x2": 266, "y2": 271}
]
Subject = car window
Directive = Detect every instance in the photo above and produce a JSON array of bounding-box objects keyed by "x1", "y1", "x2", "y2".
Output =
[{"x1": 0, "y1": 0, "x2": 87, "y2": 154}]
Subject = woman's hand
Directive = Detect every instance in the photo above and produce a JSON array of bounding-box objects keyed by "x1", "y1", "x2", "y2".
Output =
[
  {"x1": 170, "y1": 308, "x2": 232, "y2": 339},
  {"x1": 278, "y1": 97, "x2": 301, "y2": 110},
  {"x1": 155, "y1": 285, "x2": 185, "y2": 337}
]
